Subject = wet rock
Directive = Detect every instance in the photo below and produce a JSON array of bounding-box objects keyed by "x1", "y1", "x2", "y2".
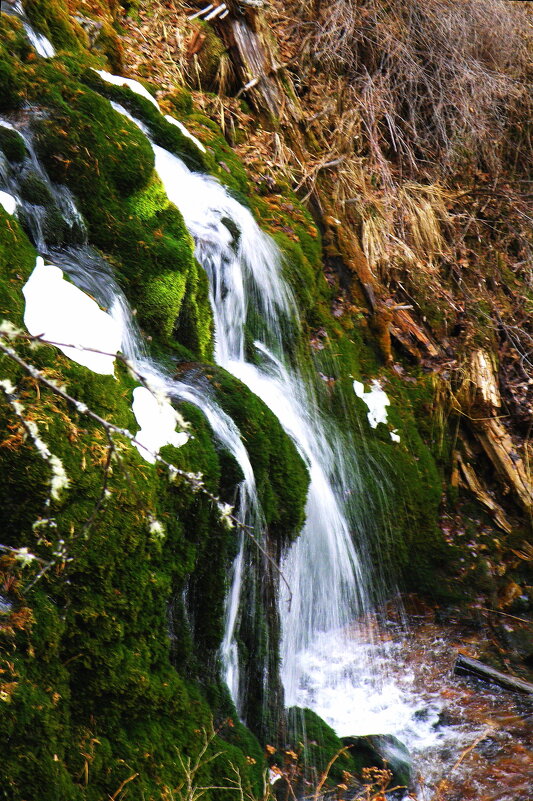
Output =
[
  {"x1": 342, "y1": 733, "x2": 412, "y2": 789},
  {"x1": 434, "y1": 707, "x2": 462, "y2": 728},
  {"x1": 500, "y1": 626, "x2": 533, "y2": 666},
  {"x1": 476, "y1": 735, "x2": 506, "y2": 760}
]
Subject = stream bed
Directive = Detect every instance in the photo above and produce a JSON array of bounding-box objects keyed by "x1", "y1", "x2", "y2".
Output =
[{"x1": 291, "y1": 607, "x2": 532, "y2": 800}]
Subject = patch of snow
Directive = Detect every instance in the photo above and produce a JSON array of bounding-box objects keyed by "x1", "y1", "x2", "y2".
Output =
[
  {"x1": 48, "y1": 454, "x2": 70, "y2": 499},
  {"x1": 132, "y1": 386, "x2": 189, "y2": 464},
  {"x1": 268, "y1": 769, "x2": 282, "y2": 785},
  {"x1": 164, "y1": 115, "x2": 207, "y2": 153},
  {"x1": 0, "y1": 378, "x2": 69, "y2": 501},
  {"x1": 0, "y1": 378, "x2": 17, "y2": 395},
  {"x1": 13, "y1": 546, "x2": 37, "y2": 566},
  {"x1": 94, "y1": 69, "x2": 160, "y2": 109},
  {"x1": 390, "y1": 429, "x2": 401, "y2": 443},
  {"x1": 353, "y1": 379, "x2": 390, "y2": 428},
  {"x1": 0, "y1": 191, "x2": 17, "y2": 215},
  {"x1": 148, "y1": 515, "x2": 165, "y2": 539},
  {"x1": 23, "y1": 257, "x2": 122, "y2": 375},
  {"x1": 0, "y1": 320, "x2": 24, "y2": 339}
]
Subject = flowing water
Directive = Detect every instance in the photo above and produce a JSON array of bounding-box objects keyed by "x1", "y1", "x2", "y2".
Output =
[
  {"x1": 1, "y1": 0, "x2": 56, "y2": 58},
  {"x1": 2, "y1": 87, "x2": 530, "y2": 799},
  {"x1": 109, "y1": 103, "x2": 382, "y2": 720}
]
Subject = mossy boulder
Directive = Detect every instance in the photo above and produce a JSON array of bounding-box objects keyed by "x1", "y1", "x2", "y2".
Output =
[
  {"x1": 342, "y1": 734, "x2": 412, "y2": 790},
  {"x1": 286, "y1": 707, "x2": 359, "y2": 785},
  {"x1": 19, "y1": 171, "x2": 54, "y2": 206},
  {"x1": 0, "y1": 260, "x2": 261, "y2": 801},
  {"x1": 0, "y1": 127, "x2": 26, "y2": 162}
]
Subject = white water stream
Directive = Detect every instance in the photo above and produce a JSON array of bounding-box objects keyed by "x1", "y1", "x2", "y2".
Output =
[
  {"x1": 1, "y1": 1, "x2": 56, "y2": 58},
  {"x1": 107, "y1": 99, "x2": 394, "y2": 729}
]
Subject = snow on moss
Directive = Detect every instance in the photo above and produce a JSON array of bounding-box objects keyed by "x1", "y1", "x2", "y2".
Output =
[
  {"x1": 94, "y1": 69, "x2": 160, "y2": 109},
  {"x1": 0, "y1": 191, "x2": 17, "y2": 216},
  {"x1": 353, "y1": 379, "x2": 400, "y2": 442},
  {"x1": 353, "y1": 379, "x2": 390, "y2": 427},
  {"x1": 132, "y1": 386, "x2": 189, "y2": 464},
  {"x1": 147, "y1": 514, "x2": 165, "y2": 540},
  {"x1": 22, "y1": 257, "x2": 122, "y2": 375},
  {"x1": 0, "y1": 378, "x2": 69, "y2": 501}
]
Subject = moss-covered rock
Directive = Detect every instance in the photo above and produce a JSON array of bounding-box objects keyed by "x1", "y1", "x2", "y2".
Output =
[
  {"x1": 0, "y1": 224, "x2": 262, "y2": 799},
  {"x1": 0, "y1": 126, "x2": 26, "y2": 162},
  {"x1": 19, "y1": 171, "x2": 54, "y2": 206},
  {"x1": 286, "y1": 707, "x2": 359, "y2": 785}
]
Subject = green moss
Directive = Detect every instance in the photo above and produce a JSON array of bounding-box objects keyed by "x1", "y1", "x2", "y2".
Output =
[
  {"x1": 190, "y1": 21, "x2": 226, "y2": 90},
  {"x1": 204, "y1": 367, "x2": 309, "y2": 545},
  {"x1": 0, "y1": 127, "x2": 26, "y2": 162},
  {"x1": 287, "y1": 707, "x2": 360, "y2": 785},
  {"x1": 22, "y1": 73, "x2": 212, "y2": 355},
  {"x1": 0, "y1": 209, "x2": 37, "y2": 321},
  {"x1": 24, "y1": 0, "x2": 84, "y2": 51},
  {"x1": 81, "y1": 69, "x2": 211, "y2": 173},
  {"x1": 167, "y1": 87, "x2": 194, "y2": 116},
  {"x1": 128, "y1": 172, "x2": 170, "y2": 220},
  {"x1": 19, "y1": 172, "x2": 54, "y2": 206},
  {"x1": 0, "y1": 60, "x2": 22, "y2": 112}
]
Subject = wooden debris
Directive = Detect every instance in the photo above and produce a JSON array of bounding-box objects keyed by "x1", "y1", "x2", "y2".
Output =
[
  {"x1": 455, "y1": 348, "x2": 533, "y2": 513},
  {"x1": 454, "y1": 450, "x2": 512, "y2": 533},
  {"x1": 476, "y1": 417, "x2": 533, "y2": 511},
  {"x1": 389, "y1": 306, "x2": 440, "y2": 359},
  {"x1": 454, "y1": 653, "x2": 533, "y2": 695}
]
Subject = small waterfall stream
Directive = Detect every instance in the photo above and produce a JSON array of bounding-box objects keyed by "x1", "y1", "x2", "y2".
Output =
[
  {"x1": 107, "y1": 99, "x2": 378, "y2": 720},
  {"x1": 0, "y1": 0, "x2": 56, "y2": 58}
]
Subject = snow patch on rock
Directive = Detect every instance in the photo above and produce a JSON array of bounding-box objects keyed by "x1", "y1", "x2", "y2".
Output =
[
  {"x1": 353, "y1": 379, "x2": 400, "y2": 442},
  {"x1": 23, "y1": 257, "x2": 122, "y2": 375},
  {"x1": 132, "y1": 386, "x2": 189, "y2": 464},
  {"x1": 164, "y1": 115, "x2": 207, "y2": 153},
  {"x1": 94, "y1": 69, "x2": 160, "y2": 109},
  {"x1": 0, "y1": 191, "x2": 17, "y2": 216},
  {"x1": 353, "y1": 379, "x2": 390, "y2": 427}
]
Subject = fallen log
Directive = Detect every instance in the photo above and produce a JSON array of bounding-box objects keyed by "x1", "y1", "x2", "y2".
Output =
[{"x1": 454, "y1": 653, "x2": 533, "y2": 695}]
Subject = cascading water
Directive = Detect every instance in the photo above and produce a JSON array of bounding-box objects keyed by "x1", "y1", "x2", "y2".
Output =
[
  {"x1": 2, "y1": 85, "x2": 484, "y2": 784},
  {"x1": 106, "y1": 95, "x2": 377, "y2": 724},
  {"x1": 1, "y1": 0, "x2": 56, "y2": 58}
]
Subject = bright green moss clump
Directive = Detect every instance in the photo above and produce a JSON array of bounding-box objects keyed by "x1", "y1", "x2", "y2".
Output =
[{"x1": 24, "y1": 0, "x2": 84, "y2": 51}]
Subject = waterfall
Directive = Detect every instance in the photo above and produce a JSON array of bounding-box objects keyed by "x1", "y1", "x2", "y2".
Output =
[
  {"x1": 1, "y1": 1, "x2": 56, "y2": 58},
  {"x1": 2, "y1": 89, "x2": 441, "y2": 749},
  {"x1": 107, "y1": 97, "x2": 375, "y2": 722}
]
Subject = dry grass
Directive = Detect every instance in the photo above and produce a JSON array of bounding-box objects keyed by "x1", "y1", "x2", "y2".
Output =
[{"x1": 300, "y1": 0, "x2": 533, "y2": 177}]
